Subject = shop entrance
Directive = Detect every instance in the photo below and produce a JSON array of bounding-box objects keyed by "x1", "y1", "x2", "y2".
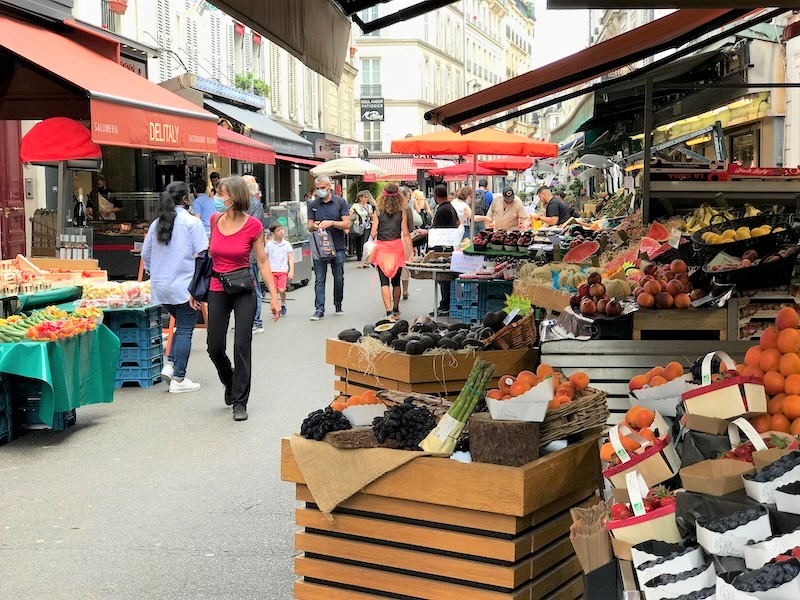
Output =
[{"x1": 0, "y1": 121, "x2": 26, "y2": 258}]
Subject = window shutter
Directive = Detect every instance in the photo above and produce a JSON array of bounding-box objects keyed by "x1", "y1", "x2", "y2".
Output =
[
  {"x1": 304, "y1": 68, "x2": 313, "y2": 125},
  {"x1": 270, "y1": 45, "x2": 281, "y2": 113},
  {"x1": 289, "y1": 58, "x2": 298, "y2": 119},
  {"x1": 227, "y1": 21, "x2": 235, "y2": 88},
  {"x1": 184, "y1": 1, "x2": 198, "y2": 74},
  {"x1": 210, "y1": 13, "x2": 222, "y2": 81},
  {"x1": 244, "y1": 30, "x2": 253, "y2": 74},
  {"x1": 157, "y1": 0, "x2": 173, "y2": 82}
]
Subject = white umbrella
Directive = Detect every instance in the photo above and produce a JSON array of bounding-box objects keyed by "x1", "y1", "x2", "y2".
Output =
[{"x1": 310, "y1": 157, "x2": 386, "y2": 178}]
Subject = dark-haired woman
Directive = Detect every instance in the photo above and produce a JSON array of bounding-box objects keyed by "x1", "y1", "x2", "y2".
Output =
[
  {"x1": 369, "y1": 183, "x2": 411, "y2": 322},
  {"x1": 207, "y1": 175, "x2": 281, "y2": 421},
  {"x1": 142, "y1": 181, "x2": 208, "y2": 394}
]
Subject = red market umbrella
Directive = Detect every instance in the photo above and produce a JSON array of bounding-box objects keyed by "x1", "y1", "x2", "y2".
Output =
[
  {"x1": 479, "y1": 156, "x2": 535, "y2": 171},
  {"x1": 20, "y1": 117, "x2": 102, "y2": 162},
  {"x1": 427, "y1": 163, "x2": 507, "y2": 177}
]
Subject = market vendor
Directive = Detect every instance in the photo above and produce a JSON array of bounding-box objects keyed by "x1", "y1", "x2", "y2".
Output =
[
  {"x1": 87, "y1": 174, "x2": 122, "y2": 220},
  {"x1": 537, "y1": 186, "x2": 571, "y2": 226},
  {"x1": 486, "y1": 186, "x2": 528, "y2": 230}
]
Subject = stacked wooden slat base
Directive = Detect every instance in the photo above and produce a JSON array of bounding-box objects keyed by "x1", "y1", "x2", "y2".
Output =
[{"x1": 282, "y1": 436, "x2": 601, "y2": 599}]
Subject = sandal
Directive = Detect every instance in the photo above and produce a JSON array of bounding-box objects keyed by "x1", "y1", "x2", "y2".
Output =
[
  {"x1": 392, "y1": 306, "x2": 400, "y2": 319},
  {"x1": 402, "y1": 294, "x2": 409, "y2": 300}
]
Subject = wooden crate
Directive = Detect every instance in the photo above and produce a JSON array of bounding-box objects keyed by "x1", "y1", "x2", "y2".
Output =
[
  {"x1": 328, "y1": 339, "x2": 536, "y2": 400},
  {"x1": 632, "y1": 307, "x2": 733, "y2": 341},
  {"x1": 283, "y1": 436, "x2": 601, "y2": 599}
]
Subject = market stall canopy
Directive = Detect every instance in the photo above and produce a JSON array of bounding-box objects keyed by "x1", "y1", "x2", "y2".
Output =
[
  {"x1": 20, "y1": 118, "x2": 101, "y2": 163},
  {"x1": 368, "y1": 157, "x2": 454, "y2": 180},
  {"x1": 427, "y1": 163, "x2": 507, "y2": 177},
  {"x1": 424, "y1": 9, "x2": 750, "y2": 131},
  {"x1": 390, "y1": 130, "x2": 558, "y2": 157},
  {"x1": 548, "y1": 1, "x2": 795, "y2": 6},
  {"x1": 310, "y1": 158, "x2": 386, "y2": 178},
  {"x1": 479, "y1": 156, "x2": 535, "y2": 171},
  {"x1": 0, "y1": 15, "x2": 218, "y2": 154},
  {"x1": 216, "y1": 127, "x2": 276, "y2": 166},
  {"x1": 204, "y1": 99, "x2": 314, "y2": 158}
]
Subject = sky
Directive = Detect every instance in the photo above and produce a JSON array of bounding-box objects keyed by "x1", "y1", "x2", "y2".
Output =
[{"x1": 530, "y1": 0, "x2": 591, "y2": 68}]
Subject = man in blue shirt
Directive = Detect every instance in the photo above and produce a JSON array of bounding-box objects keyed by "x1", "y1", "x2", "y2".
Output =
[
  {"x1": 191, "y1": 177, "x2": 217, "y2": 234},
  {"x1": 307, "y1": 175, "x2": 350, "y2": 320}
]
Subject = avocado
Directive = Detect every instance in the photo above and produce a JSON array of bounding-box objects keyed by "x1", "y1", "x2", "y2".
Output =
[
  {"x1": 483, "y1": 311, "x2": 501, "y2": 329},
  {"x1": 338, "y1": 328, "x2": 362, "y2": 343},
  {"x1": 391, "y1": 320, "x2": 409, "y2": 335},
  {"x1": 374, "y1": 323, "x2": 395, "y2": 333},
  {"x1": 363, "y1": 323, "x2": 376, "y2": 336},
  {"x1": 477, "y1": 327, "x2": 493, "y2": 340},
  {"x1": 368, "y1": 333, "x2": 382, "y2": 341},
  {"x1": 437, "y1": 337, "x2": 460, "y2": 350},
  {"x1": 378, "y1": 331, "x2": 395, "y2": 345},
  {"x1": 391, "y1": 338, "x2": 409, "y2": 352},
  {"x1": 419, "y1": 335, "x2": 436, "y2": 350},
  {"x1": 491, "y1": 311, "x2": 508, "y2": 331},
  {"x1": 405, "y1": 340, "x2": 424, "y2": 355}
]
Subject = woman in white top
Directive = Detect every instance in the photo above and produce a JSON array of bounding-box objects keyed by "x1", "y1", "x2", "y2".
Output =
[
  {"x1": 351, "y1": 190, "x2": 375, "y2": 266},
  {"x1": 452, "y1": 186, "x2": 474, "y2": 240}
]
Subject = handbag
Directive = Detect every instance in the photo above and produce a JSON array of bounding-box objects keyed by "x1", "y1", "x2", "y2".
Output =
[
  {"x1": 215, "y1": 267, "x2": 255, "y2": 294},
  {"x1": 351, "y1": 205, "x2": 366, "y2": 236},
  {"x1": 188, "y1": 249, "x2": 214, "y2": 302},
  {"x1": 310, "y1": 228, "x2": 337, "y2": 262}
]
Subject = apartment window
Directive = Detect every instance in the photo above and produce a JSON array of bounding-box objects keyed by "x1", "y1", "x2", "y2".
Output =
[
  {"x1": 424, "y1": 14, "x2": 429, "y2": 42},
  {"x1": 304, "y1": 68, "x2": 314, "y2": 125},
  {"x1": 423, "y1": 58, "x2": 430, "y2": 101},
  {"x1": 359, "y1": 8, "x2": 379, "y2": 37},
  {"x1": 101, "y1": 0, "x2": 120, "y2": 33},
  {"x1": 289, "y1": 58, "x2": 298, "y2": 119},
  {"x1": 252, "y1": 36, "x2": 264, "y2": 81},
  {"x1": 184, "y1": 1, "x2": 198, "y2": 74},
  {"x1": 364, "y1": 122, "x2": 382, "y2": 152},
  {"x1": 361, "y1": 58, "x2": 381, "y2": 97},
  {"x1": 234, "y1": 25, "x2": 244, "y2": 75},
  {"x1": 270, "y1": 45, "x2": 281, "y2": 112},
  {"x1": 730, "y1": 129, "x2": 758, "y2": 167}
]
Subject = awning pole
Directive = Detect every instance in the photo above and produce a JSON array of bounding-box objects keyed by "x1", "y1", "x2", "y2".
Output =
[
  {"x1": 470, "y1": 154, "x2": 477, "y2": 239},
  {"x1": 642, "y1": 78, "x2": 653, "y2": 224},
  {"x1": 57, "y1": 161, "x2": 66, "y2": 240}
]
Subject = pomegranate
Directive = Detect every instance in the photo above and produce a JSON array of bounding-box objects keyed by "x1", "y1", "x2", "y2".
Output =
[{"x1": 570, "y1": 294, "x2": 582, "y2": 309}]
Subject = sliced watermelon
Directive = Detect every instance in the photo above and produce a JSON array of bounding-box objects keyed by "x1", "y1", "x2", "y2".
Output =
[
  {"x1": 646, "y1": 221, "x2": 670, "y2": 242},
  {"x1": 605, "y1": 247, "x2": 640, "y2": 272},
  {"x1": 639, "y1": 236, "x2": 662, "y2": 259},
  {"x1": 563, "y1": 240, "x2": 600, "y2": 263}
]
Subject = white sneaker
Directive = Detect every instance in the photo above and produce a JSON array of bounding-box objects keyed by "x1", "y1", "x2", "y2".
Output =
[
  {"x1": 169, "y1": 378, "x2": 201, "y2": 394},
  {"x1": 252, "y1": 326, "x2": 264, "y2": 334},
  {"x1": 161, "y1": 362, "x2": 174, "y2": 381}
]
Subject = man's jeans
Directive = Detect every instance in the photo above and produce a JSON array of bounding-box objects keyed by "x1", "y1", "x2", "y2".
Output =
[
  {"x1": 250, "y1": 263, "x2": 262, "y2": 327},
  {"x1": 313, "y1": 249, "x2": 345, "y2": 313}
]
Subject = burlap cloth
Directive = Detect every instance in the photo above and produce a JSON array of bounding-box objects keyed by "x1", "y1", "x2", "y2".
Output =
[{"x1": 289, "y1": 434, "x2": 430, "y2": 514}]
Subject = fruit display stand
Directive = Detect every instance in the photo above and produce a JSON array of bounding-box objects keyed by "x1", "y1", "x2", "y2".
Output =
[
  {"x1": 282, "y1": 434, "x2": 601, "y2": 600},
  {"x1": 631, "y1": 304, "x2": 737, "y2": 341},
  {"x1": 327, "y1": 339, "x2": 535, "y2": 401}
]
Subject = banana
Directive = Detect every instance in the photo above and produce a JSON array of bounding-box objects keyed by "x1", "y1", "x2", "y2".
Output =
[{"x1": 744, "y1": 203, "x2": 762, "y2": 218}]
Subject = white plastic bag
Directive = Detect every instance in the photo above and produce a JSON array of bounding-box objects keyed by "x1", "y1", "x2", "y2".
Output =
[{"x1": 363, "y1": 238, "x2": 376, "y2": 263}]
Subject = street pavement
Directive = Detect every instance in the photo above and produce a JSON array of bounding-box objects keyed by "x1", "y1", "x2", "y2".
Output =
[{"x1": 0, "y1": 262, "x2": 438, "y2": 599}]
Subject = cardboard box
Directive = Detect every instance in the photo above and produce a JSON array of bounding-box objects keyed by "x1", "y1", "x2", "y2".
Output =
[
  {"x1": 29, "y1": 257, "x2": 100, "y2": 270},
  {"x1": 684, "y1": 413, "x2": 732, "y2": 436},
  {"x1": 682, "y1": 376, "x2": 767, "y2": 421},
  {"x1": 641, "y1": 562, "x2": 715, "y2": 600},
  {"x1": 753, "y1": 437, "x2": 800, "y2": 470},
  {"x1": 744, "y1": 528, "x2": 800, "y2": 569},
  {"x1": 606, "y1": 504, "x2": 682, "y2": 558},
  {"x1": 775, "y1": 482, "x2": 800, "y2": 515},
  {"x1": 680, "y1": 459, "x2": 755, "y2": 496},
  {"x1": 697, "y1": 509, "x2": 771, "y2": 558}
]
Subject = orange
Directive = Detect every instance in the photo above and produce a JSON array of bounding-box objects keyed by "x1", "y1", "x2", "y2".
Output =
[
  {"x1": 786, "y1": 374, "x2": 800, "y2": 397},
  {"x1": 649, "y1": 366, "x2": 665, "y2": 379},
  {"x1": 502, "y1": 394, "x2": 513, "y2": 400},
  {"x1": 763, "y1": 371, "x2": 786, "y2": 396},
  {"x1": 649, "y1": 375, "x2": 668, "y2": 387},
  {"x1": 745, "y1": 345, "x2": 763, "y2": 367},
  {"x1": 759, "y1": 348, "x2": 782, "y2": 374},
  {"x1": 760, "y1": 326, "x2": 780, "y2": 350},
  {"x1": 536, "y1": 364, "x2": 555, "y2": 380},
  {"x1": 768, "y1": 393, "x2": 786, "y2": 415},
  {"x1": 600, "y1": 442, "x2": 615, "y2": 462},
  {"x1": 736, "y1": 364, "x2": 746, "y2": 375},
  {"x1": 570, "y1": 372, "x2": 590, "y2": 391},
  {"x1": 635, "y1": 408, "x2": 656, "y2": 429},
  {"x1": 346, "y1": 395, "x2": 361, "y2": 407},
  {"x1": 331, "y1": 401, "x2": 346, "y2": 411},
  {"x1": 639, "y1": 427, "x2": 656, "y2": 442},
  {"x1": 625, "y1": 406, "x2": 643, "y2": 428},
  {"x1": 517, "y1": 370, "x2": 538, "y2": 387},
  {"x1": 776, "y1": 306, "x2": 800, "y2": 330},
  {"x1": 771, "y1": 413, "x2": 792, "y2": 434},
  {"x1": 664, "y1": 362, "x2": 684, "y2": 382},
  {"x1": 620, "y1": 436, "x2": 641, "y2": 453},
  {"x1": 750, "y1": 414, "x2": 772, "y2": 433},
  {"x1": 779, "y1": 353, "x2": 800, "y2": 377},
  {"x1": 558, "y1": 396, "x2": 573, "y2": 405},
  {"x1": 629, "y1": 374, "x2": 649, "y2": 392},
  {"x1": 510, "y1": 380, "x2": 531, "y2": 397},
  {"x1": 791, "y1": 418, "x2": 800, "y2": 436},
  {"x1": 742, "y1": 364, "x2": 765, "y2": 379},
  {"x1": 486, "y1": 389, "x2": 503, "y2": 400},
  {"x1": 556, "y1": 385, "x2": 575, "y2": 401},
  {"x1": 783, "y1": 395, "x2": 800, "y2": 420},
  {"x1": 777, "y1": 328, "x2": 800, "y2": 355}
]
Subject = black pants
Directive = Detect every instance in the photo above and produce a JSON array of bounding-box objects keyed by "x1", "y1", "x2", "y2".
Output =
[
  {"x1": 353, "y1": 232, "x2": 366, "y2": 261},
  {"x1": 438, "y1": 280, "x2": 450, "y2": 312},
  {"x1": 207, "y1": 290, "x2": 256, "y2": 407},
  {"x1": 378, "y1": 267, "x2": 402, "y2": 287}
]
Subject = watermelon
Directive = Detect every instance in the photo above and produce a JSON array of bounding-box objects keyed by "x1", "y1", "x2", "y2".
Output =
[
  {"x1": 563, "y1": 240, "x2": 600, "y2": 263},
  {"x1": 639, "y1": 237, "x2": 662, "y2": 259},
  {"x1": 605, "y1": 248, "x2": 640, "y2": 273},
  {"x1": 646, "y1": 221, "x2": 670, "y2": 242}
]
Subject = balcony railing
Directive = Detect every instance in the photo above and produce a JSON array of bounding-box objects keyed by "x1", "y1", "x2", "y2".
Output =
[{"x1": 361, "y1": 84, "x2": 382, "y2": 97}]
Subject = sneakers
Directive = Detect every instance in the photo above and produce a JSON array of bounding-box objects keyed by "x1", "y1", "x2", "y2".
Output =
[
  {"x1": 233, "y1": 406, "x2": 248, "y2": 421},
  {"x1": 252, "y1": 325, "x2": 264, "y2": 334},
  {"x1": 281, "y1": 305, "x2": 287, "y2": 316},
  {"x1": 224, "y1": 387, "x2": 233, "y2": 406},
  {"x1": 334, "y1": 305, "x2": 344, "y2": 315},
  {"x1": 161, "y1": 362, "x2": 174, "y2": 381},
  {"x1": 429, "y1": 309, "x2": 450, "y2": 317},
  {"x1": 310, "y1": 311, "x2": 324, "y2": 321},
  {"x1": 169, "y1": 378, "x2": 200, "y2": 394}
]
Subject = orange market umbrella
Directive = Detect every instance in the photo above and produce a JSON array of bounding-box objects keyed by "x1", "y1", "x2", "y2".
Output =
[{"x1": 479, "y1": 156, "x2": 536, "y2": 171}]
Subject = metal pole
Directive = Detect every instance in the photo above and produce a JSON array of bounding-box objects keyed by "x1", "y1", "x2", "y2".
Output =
[
  {"x1": 469, "y1": 154, "x2": 477, "y2": 239},
  {"x1": 462, "y1": 1, "x2": 467, "y2": 97},
  {"x1": 57, "y1": 161, "x2": 66, "y2": 240},
  {"x1": 642, "y1": 78, "x2": 653, "y2": 224}
]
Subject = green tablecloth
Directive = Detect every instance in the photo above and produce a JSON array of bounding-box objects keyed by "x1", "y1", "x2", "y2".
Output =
[
  {"x1": 0, "y1": 325, "x2": 120, "y2": 427},
  {"x1": 16, "y1": 286, "x2": 83, "y2": 312}
]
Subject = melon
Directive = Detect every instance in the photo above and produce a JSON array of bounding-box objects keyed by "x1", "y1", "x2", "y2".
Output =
[
  {"x1": 639, "y1": 237, "x2": 662, "y2": 259},
  {"x1": 646, "y1": 221, "x2": 670, "y2": 242},
  {"x1": 562, "y1": 240, "x2": 600, "y2": 263}
]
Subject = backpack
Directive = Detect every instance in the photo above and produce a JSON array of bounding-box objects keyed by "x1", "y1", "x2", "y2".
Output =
[{"x1": 474, "y1": 189, "x2": 487, "y2": 216}]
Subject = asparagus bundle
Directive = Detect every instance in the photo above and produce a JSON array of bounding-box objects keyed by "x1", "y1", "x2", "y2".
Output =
[{"x1": 421, "y1": 358, "x2": 496, "y2": 455}]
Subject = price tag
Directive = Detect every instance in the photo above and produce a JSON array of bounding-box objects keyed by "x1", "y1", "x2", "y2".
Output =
[
  {"x1": 428, "y1": 228, "x2": 462, "y2": 248},
  {"x1": 503, "y1": 308, "x2": 520, "y2": 326},
  {"x1": 668, "y1": 227, "x2": 682, "y2": 249},
  {"x1": 450, "y1": 251, "x2": 484, "y2": 274}
]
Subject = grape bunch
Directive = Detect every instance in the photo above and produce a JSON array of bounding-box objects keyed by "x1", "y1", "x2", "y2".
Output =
[
  {"x1": 300, "y1": 407, "x2": 352, "y2": 441},
  {"x1": 701, "y1": 506, "x2": 766, "y2": 533},
  {"x1": 372, "y1": 398, "x2": 436, "y2": 450},
  {"x1": 671, "y1": 587, "x2": 715, "y2": 600},
  {"x1": 647, "y1": 565, "x2": 709, "y2": 587},
  {"x1": 735, "y1": 560, "x2": 800, "y2": 592},
  {"x1": 745, "y1": 452, "x2": 800, "y2": 483}
]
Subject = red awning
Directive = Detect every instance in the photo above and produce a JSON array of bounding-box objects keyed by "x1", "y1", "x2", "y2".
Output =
[
  {"x1": 0, "y1": 15, "x2": 218, "y2": 154},
  {"x1": 425, "y1": 9, "x2": 750, "y2": 130},
  {"x1": 369, "y1": 157, "x2": 453, "y2": 180},
  {"x1": 217, "y1": 127, "x2": 276, "y2": 165},
  {"x1": 275, "y1": 154, "x2": 323, "y2": 167},
  {"x1": 20, "y1": 118, "x2": 102, "y2": 162}
]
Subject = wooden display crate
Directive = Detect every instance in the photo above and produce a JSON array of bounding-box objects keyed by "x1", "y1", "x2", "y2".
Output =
[
  {"x1": 327, "y1": 339, "x2": 536, "y2": 400},
  {"x1": 632, "y1": 307, "x2": 732, "y2": 341},
  {"x1": 513, "y1": 280, "x2": 572, "y2": 314},
  {"x1": 282, "y1": 436, "x2": 601, "y2": 599}
]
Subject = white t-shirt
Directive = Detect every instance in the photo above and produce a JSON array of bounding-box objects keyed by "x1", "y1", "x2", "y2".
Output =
[
  {"x1": 451, "y1": 198, "x2": 470, "y2": 225},
  {"x1": 266, "y1": 238, "x2": 292, "y2": 273}
]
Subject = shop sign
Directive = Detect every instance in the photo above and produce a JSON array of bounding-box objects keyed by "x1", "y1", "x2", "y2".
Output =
[
  {"x1": 120, "y1": 52, "x2": 148, "y2": 79},
  {"x1": 360, "y1": 98, "x2": 384, "y2": 122},
  {"x1": 340, "y1": 144, "x2": 359, "y2": 157}
]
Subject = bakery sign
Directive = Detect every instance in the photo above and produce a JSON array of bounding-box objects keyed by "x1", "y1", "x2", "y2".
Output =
[{"x1": 360, "y1": 98, "x2": 384, "y2": 122}]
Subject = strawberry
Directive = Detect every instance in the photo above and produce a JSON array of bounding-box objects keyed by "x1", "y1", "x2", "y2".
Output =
[
  {"x1": 791, "y1": 547, "x2": 800, "y2": 559},
  {"x1": 610, "y1": 503, "x2": 632, "y2": 521},
  {"x1": 775, "y1": 554, "x2": 792, "y2": 562},
  {"x1": 658, "y1": 496, "x2": 676, "y2": 508},
  {"x1": 642, "y1": 499, "x2": 655, "y2": 513}
]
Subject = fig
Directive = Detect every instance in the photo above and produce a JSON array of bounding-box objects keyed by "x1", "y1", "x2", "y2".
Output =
[{"x1": 570, "y1": 294, "x2": 582, "y2": 310}]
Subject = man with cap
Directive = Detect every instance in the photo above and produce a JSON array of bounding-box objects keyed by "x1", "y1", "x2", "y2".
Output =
[
  {"x1": 538, "y1": 186, "x2": 571, "y2": 226},
  {"x1": 486, "y1": 185, "x2": 528, "y2": 230}
]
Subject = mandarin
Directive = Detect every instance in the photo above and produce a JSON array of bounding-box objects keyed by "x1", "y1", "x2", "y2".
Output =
[
  {"x1": 776, "y1": 306, "x2": 800, "y2": 331},
  {"x1": 771, "y1": 413, "x2": 792, "y2": 434},
  {"x1": 744, "y1": 346, "x2": 763, "y2": 367},
  {"x1": 759, "y1": 348, "x2": 782, "y2": 374},
  {"x1": 777, "y1": 328, "x2": 800, "y2": 355},
  {"x1": 742, "y1": 364, "x2": 765, "y2": 379},
  {"x1": 649, "y1": 366, "x2": 665, "y2": 379},
  {"x1": 736, "y1": 364, "x2": 746, "y2": 375},
  {"x1": 649, "y1": 375, "x2": 668, "y2": 387},
  {"x1": 548, "y1": 397, "x2": 563, "y2": 410},
  {"x1": 769, "y1": 393, "x2": 786, "y2": 416},
  {"x1": 361, "y1": 390, "x2": 378, "y2": 403},
  {"x1": 486, "y1": 389, "x2": 503, "y2": 400},
  {"x1": 760, "y1": 326, "x2": 780, "y2": 350},
  {"x1": 635, "y1": 408, "x2": 656, "y2": 429},
  {"x1": 783, "y1": 395, "x2": 800, "y2": 420},
  {"x1": 786, "y1": 374, "x2": 800, "y2": 397},
  {"x1": 600, "y1": 442, "x2": 615, "y2": 462},
  {"x1": 750, "y1": 414, "x2": 772, "y2": 433},
  {"x1": 639, "y1": 427, "x2": 656, "y2": 442},
  {"x1": 331, "y1": 401, "x2": 346, "y2": 411},
  {"x1": 620, "y1": 436, "x2": 641, "y2": 452},
  {"x1": 764, "y1": 371, "x2": 786, "y2": 396},
  {"x1": 570, "y1": 371, "x2": 590, "y2": 391},
  {"x1": 625, "y1": 406, "x2": 643, "y2": 428},
  {"x1": 517, "y1": 370, "x2": 538, "y2": 387},
  {"x1": 779, "y1": 353, "x2": 800, "y2": 377},
  {"x1": 629, "y1": 374, "x2": 649, "y2": 391}
]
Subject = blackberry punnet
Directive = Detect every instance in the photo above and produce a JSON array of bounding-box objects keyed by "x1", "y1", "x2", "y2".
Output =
[{"x1": 700, "y1": 505, "x2": 767, "y2": 533}]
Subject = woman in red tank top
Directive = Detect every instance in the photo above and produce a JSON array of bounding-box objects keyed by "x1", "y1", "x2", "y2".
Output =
[{"x1": 203, "y1": 176, "x2": 281, "y2": 421}]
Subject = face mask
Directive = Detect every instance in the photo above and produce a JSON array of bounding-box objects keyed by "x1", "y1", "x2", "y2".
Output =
[
  {"x1": 214, "y1": 198, "x2": 228, "y2": 211},
  {"x1": 316, "y1": 189, "x2": 329, "y2": 199}
]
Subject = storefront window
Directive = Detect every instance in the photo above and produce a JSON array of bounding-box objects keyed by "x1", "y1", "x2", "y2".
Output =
[{"x1": 730, "y1": 131, "x2": 757, "y2": 167}]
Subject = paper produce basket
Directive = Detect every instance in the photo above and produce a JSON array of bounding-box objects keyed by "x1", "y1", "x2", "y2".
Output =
[
  {"x1": 743, "y1": 528, "x2": 800, "y2": 570},
  {"x1": 486, "y1": 377, "x2": 553, "y2": 422},
  {"x1": 696, "y1": 507, "x2": 771, "y2": 558},
  {"x1": 602, "y1": 421, "x2": 680, "y2": 489},
  {"x1": 641, "y1": 562, "x2": 715, "y2": 600},
  {"x1": 630, "y1": 375, "x2": 697, "y2": 418},
  {"x1": 682, "y1": 351, "x2": 767, "y2": 420},
  {"x1": 636, "y1": 545, "x2": 705, "y2": 587}
]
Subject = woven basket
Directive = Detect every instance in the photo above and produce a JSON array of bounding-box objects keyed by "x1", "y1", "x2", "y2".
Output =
[
  {"x1": 539, "y1": 386, "x2": 609, "y2": 447},
  {"x1": 483, "y1": 311, "x2": 537, "y2": 350},
  {"x1": 701, "y1": 246, "x2": 799, "y2": 290}
]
